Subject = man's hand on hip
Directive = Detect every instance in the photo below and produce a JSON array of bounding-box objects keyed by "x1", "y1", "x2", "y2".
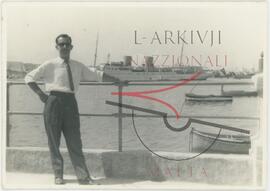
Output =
[
  {"x1": 27, "y1": 82, "x2": 48, "y2": 103},
  {"x1": 38, "y1": 92, "x2": 49, "y2": 103}
]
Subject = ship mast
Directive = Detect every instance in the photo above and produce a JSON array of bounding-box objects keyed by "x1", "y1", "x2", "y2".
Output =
[
  {"x1": 107, "y1": 53, "x2": 111, "y2": 64},
  {"x1": 93, "y1": 32, "x2": 99, "y2": 67},
  {"x1": 179, "y1": 34, "x2": 185, "y2": 67}
]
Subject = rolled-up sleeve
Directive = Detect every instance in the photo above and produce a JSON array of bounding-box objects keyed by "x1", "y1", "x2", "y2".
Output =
[
  {"x1": 24, "y1": 63, "x2": 47, "y2": 84},
  {"x1": 81, "y1": 64, "x2": 104, "y2": 82}
]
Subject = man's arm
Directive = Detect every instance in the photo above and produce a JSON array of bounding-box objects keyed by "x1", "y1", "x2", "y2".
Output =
[
  {"x1": 81, "y1": 64, "x2": 120, "y2": 82},
  {"x1": 27, "y1": 82, "x2": 48, "y2": 103},
  {"x1": 25, "y1": 63, "x2": 48, "y2": 103}
]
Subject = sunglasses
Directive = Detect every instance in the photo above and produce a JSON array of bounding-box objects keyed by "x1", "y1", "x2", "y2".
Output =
[{"x1": 57, "y1": 43, "x2": 72, "y2": 47}]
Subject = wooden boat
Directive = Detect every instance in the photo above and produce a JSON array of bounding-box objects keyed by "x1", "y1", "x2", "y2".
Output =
[
  {"x1": 221, "y1": 90, "x2": 258, "y2": 97},
  {"x1": 189, "y1": 128, "x2": 251, "y2": 154},
  {"x1": 185, "y1": 93, "x2": 233, "y2": 102},
  {"x1": 221, "y1": 85, "x2": 258, "y2": 97}
]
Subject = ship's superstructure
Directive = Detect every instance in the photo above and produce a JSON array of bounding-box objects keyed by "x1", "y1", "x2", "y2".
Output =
[{"x1": 95, "y1": 56, "x2": 212, "y2": 81}]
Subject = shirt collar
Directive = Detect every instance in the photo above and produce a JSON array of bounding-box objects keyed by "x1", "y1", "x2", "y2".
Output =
[{"x1": 56, "y1": 57, "x2": 72, "y2": 64}]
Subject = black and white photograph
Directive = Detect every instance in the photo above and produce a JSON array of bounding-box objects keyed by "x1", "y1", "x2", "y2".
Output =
[{"x1": 1, "y1": 1, "x2": 268, "y2": 189}]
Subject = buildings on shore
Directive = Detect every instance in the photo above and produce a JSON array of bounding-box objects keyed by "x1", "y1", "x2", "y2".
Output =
[{"x1": 7, "y1": 61, "x2": 38, "y2": 80}]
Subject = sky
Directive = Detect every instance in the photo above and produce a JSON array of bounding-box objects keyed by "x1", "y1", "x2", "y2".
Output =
[{"x1": 3, "y1": 2, "x2": 267, "y2": 71}]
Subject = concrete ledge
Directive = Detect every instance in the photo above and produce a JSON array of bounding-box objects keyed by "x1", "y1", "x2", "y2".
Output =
[
  {"x1": 6, "y1": 147, "x2": 255, "y2": 185},
  {"x1": 152, "y1": 151, "x2": 253, "y2": 185},
  {"x1": 6, "y1": 147, "x2": 106, "y2": 179},
  {"x1": 6, "y1": 147, "x2": 162, "y2": 181}
]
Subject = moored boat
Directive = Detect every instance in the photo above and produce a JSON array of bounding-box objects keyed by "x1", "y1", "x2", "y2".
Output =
[
  {"x1": 221, "y1": 85, "x2": 258, "y2": 97},
  {"x1": 185, "y1": 93, "x2": 233, "y2": 102},
  {"x1": 189, "y1": 128, "x2": 251, "y2": 154},
  {"x1": 222, "y1": 90, "x2": 258, "y2": 97}
]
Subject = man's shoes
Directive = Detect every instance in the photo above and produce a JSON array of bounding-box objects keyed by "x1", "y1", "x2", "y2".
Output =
[
  {"x1": 55, "y1": 177, "x2": 65, "y2": 185},
  {"x1": 78, "y1": 179, "x2": 90, "y2": 185},
  {"x1": 78, "y1": 178, "x2": 99, "y2": 185}
]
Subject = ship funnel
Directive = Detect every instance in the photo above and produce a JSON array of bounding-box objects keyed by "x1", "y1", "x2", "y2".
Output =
[
  {"x1": 124, "y1": 56, "x2": 132, "y2": 66},
  {"x1": 144, "y1": 56, "x2": 154, "y2": 72}
]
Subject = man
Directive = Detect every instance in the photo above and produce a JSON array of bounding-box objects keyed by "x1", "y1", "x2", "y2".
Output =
[{"x1": 25, "y1": 34, "x2": 104, "y2": 185}]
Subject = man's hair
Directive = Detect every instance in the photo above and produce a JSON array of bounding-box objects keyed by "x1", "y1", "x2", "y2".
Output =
[{"x1": 55, "y1": 34, "x2": 72, "y2": 44}]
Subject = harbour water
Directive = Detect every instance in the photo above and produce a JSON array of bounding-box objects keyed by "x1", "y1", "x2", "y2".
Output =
[{"x1": 8, "y1": 78, "x2": 261, "y2": 152}]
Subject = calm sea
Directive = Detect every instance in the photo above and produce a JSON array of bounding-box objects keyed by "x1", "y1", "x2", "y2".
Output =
[{"x1": 8, "y1": 78, "x2": 261, "y2": 152}]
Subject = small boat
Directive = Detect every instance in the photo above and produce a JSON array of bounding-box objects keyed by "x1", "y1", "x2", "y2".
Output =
[
  {"x1": 221, "y1": 86, "x2": 258, "y2": 97},
  {"x1": 189, "y1": 128, "x2": 251, "y2": 154},
  {"x1": 185, "y1": 93, "x2": 233, "y2": 102},
  {"x1": 222, "y1": 90, "x2": 258, "y2": 97}
]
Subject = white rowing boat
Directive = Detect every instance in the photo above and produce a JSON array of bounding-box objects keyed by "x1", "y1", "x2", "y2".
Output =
[{"x1": 189, "y1": 128, "x2": 251, "y2": 154}]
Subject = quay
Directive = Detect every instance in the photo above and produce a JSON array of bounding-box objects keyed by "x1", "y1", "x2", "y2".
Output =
[
  {"x1": 5, "y1": 146, "x2": 263, "y2": 188},
  {"x1": 5, "y1": 172, "x2": 217, "y2": 189}
]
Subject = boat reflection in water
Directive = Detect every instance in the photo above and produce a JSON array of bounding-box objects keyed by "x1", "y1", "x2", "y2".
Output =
[{"x1": 95, "y1": 56, "x2": 213, "y2": 82}]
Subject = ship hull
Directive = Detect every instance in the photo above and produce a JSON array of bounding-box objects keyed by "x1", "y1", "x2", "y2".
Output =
[{"x1": 103, "y1": 71, "x2": 211, "y2": 81}]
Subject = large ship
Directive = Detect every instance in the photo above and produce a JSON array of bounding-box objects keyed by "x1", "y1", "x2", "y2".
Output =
[{"x1": 96, "y1": 56, "x2": 213, "y2": 82}]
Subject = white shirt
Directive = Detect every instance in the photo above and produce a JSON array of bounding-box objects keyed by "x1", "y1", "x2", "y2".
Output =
[{"x1": 25, "y1": 57, "x2": 103, "y2": 93}]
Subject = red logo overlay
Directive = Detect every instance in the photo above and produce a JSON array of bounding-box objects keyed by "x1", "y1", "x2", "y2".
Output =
[{"x1": 111, "y1": 71, "x2": 202, "y2": 119}]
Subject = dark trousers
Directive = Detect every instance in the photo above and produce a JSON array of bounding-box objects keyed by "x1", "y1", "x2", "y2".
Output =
[{"x1": 43, "y1": 91, "x2": 90, "y2": 180}]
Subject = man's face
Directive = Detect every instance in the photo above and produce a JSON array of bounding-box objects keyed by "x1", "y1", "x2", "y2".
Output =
[{"x1": 56, "y1": 37, "x2": 73, "y2": 59}]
